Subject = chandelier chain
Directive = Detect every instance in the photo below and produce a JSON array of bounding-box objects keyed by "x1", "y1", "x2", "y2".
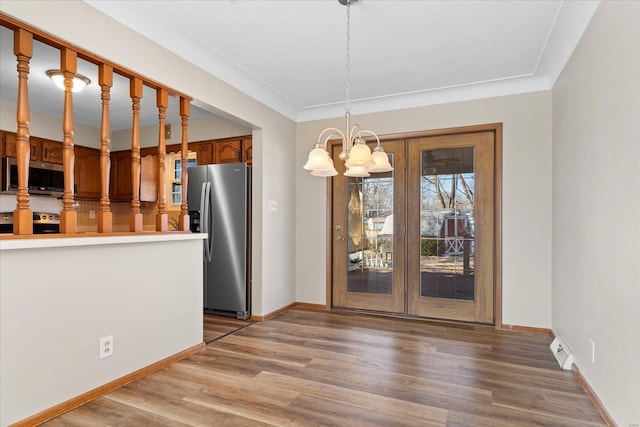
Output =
[
  {"x1": 345, "y1": 0, "x2": 351, "y2": 119},
  {"x1": 303, "y1": 0, "x2": 393, "y2": 177}
]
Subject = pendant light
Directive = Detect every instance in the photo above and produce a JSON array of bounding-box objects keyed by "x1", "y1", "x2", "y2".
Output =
[{"x1": 303, "y1": 0, "x2": 392, "y2": 177}]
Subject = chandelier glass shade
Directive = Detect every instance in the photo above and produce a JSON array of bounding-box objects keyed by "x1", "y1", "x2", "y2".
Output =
[{"x1": 303, "y1": 0, "x2": 392, "y2": 178}]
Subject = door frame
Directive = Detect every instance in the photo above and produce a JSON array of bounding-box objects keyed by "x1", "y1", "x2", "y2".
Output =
[{"x1": 325, "y1": 122, "x2": 503, "y2": 328}]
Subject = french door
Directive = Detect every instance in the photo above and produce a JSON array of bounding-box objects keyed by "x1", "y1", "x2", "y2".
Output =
[
  {"x1": 331, "y1": 139, "x2": 406, "y2": 313},
  {"x1": 332, "y1": 128, "x2": 497, "y2": 324}
]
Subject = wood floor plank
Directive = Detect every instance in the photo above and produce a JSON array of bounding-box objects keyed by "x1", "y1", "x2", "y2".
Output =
[
  {"x1": 203, "y1": 313, "x2": 253, "y2": 343},
  {"x1": 42, "y1": 396, "x2": 193, "y2": 427},
  {"x1": 41, "y1": 308, "x2": 606, "y2": 426},
  {"x1": 253, "y1": 370, "x2": 449, "y2": 426}
]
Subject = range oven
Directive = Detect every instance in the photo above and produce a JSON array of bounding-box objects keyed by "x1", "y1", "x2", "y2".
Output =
[{"x1": 0, "y1": 211, "x2": 60, "y2": 234}]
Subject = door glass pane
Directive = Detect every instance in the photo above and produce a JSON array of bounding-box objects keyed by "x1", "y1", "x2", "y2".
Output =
[
  {"x1": 347, "y1": 156, "x2": 394, "y2": 294},
  {"x1": 420, "y1": 148, "x2": 474, "y2": 300}
]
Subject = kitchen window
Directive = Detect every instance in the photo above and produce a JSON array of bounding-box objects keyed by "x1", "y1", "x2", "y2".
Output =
[{"x1": 167, "y1": 152, "x2": 197, "y2": 206}]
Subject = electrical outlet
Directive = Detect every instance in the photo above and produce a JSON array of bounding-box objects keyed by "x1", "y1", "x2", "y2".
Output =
[
  {"x1": 89, "y1": 210, "x2": 96, "y2": 219},
  {"x1": 100, "y1": 335, "x2": 113, "y2": 359},
  {"x1": 589, "y1": 338, "x2": 595, "y2": 364}
]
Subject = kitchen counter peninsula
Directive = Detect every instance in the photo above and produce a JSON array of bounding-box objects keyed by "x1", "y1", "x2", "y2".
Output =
[
  {"x1": 0, "y1": 230, "x2": 206, "y2": 425},
  {"x1": 0, "y1": 230, "x2": 206, "y2": 250}
]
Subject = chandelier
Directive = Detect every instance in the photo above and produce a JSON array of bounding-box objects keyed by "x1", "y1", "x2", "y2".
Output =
[{"x1": 303, "y1": 0, "x2": 392, "y2": 178}]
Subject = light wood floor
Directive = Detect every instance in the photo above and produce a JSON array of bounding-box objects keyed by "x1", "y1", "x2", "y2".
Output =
[
  {"x1": 43, "y1": 308, "x2": 604, "y2": 426},
  {"x1": 203, "y1": 312, "x2": 253, "y2": 344}
]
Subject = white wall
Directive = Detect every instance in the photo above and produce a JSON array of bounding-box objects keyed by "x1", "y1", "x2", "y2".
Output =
[
  {"x1": 551, "y1": 1, "x2": 640, "y2": 425},
  {"x1": 296, "y1": 92, "x2": 553, "y2": 328},
  {"x1": 0, "y1": 237, "x2": 204, "y2": 426},
  {"x1": 0, "y1": 0, "x2": 298, "y2": 319},
  {"x1": 1, "y1": 102, "x2": 100, "y2": 148}
]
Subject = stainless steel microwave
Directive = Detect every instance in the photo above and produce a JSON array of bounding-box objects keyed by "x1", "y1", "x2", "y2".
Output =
[{"x1": 2, "y1": 157, "x2": 64, "y2": 197}]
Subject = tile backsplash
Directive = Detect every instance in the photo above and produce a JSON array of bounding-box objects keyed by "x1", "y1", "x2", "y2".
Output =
[{"x1": 0, "y1": 194, "x2": 61, "y2": 213}]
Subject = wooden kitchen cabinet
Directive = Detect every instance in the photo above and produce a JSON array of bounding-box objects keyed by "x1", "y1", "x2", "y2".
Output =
[
  {"x1": 214, "y1": 138, "x2": 242, "y2": 164},
  {"x1": 140, "y1": 154, "x2": 158, "y2": 202},
  {"x1": 192, "y1": 135, "x2": 252, "y2": 165},
  {"x1": 241, "y1": 136, "x2": 252, "y2": 165},
  {"x1": 74, "y1": 145, "x2": 101, "y2": 199},
  {"x1": 196, "y1": 142, "x2": 214, "y2": 165},
  {"x1": 110, "y1": 150, "x2": 158, "y2": 201},
  {"x1": 110, "y1": 150, "x2": 133, "y2": 201},
  {"x1": 42, "y1": 139, "x2": 63, "y2": 164},
  {"x1": 4, "y1": 132, "x2": 41, "y2": 161},
  {"x1": 5, "y1": 133, "x2": 17, "y2": 158},
  {"x1": 28, "y1": 137, "x2": 43, "y2": 162},
  {"x1": 0, "y1": 131, "x2": 5, "y2": 158}
]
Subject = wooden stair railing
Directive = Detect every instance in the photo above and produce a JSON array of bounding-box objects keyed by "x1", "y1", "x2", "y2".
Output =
[
  {"x1": 129, "y1": 77, "x2": 143, "y2": 232},
  {"x1": 178, "y1": 97, "x2": 190, "y2": 231},
  {"x1": 156, "y1": 89, "x2": 169, "y2": 232},
  {"x1": 12, "y1": 28, "x2": 33, "y2": 235},
  {"x1": 59, "y1": 47, "x2": 78, "y2": 234},
  {"x1": 98, "y1": 64, "x2": 113, "y2": 233},
  {"x1": 1, "y1": 15, "x2": 194, "y2": 236}
]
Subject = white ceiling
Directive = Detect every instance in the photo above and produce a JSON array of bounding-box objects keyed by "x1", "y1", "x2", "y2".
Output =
[
  {"x1": 0, "y1": 1, "x2": 600, "y2": 129},
  {"x1": 84, "y1": 0, "x2": 600, "y2": 123}
]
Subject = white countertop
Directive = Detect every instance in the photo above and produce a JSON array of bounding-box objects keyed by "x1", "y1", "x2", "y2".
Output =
[{"x1": 0, "y1": 231, "x2": 207, "y2": 251}]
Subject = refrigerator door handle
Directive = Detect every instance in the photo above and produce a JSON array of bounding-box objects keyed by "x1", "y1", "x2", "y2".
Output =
[
  {"x1": 205, "y1": 182, "x2": 214, "y2": 262},
  {"x1": 200, "y1": 182, "x2": 210, "y2": 260}
]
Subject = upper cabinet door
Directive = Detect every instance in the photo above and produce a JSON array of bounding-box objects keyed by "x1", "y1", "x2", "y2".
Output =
[
  {"x1": 42, "y1": 140, "x2": 63, "y2": 164},
  {"x1": 196, "y1": 142, "x2": 214, "y2": 165},
  {"x1": 241, "y1": 137, "x2": 252, "y2": 165},
  {"x1": 4, "y1": 132, "x2": 41, "y2": 161},
  {"x1": 74, "y1": 145, "x2": 101, "y2": 199},
  {"x1": 140, "y1": 154, "x2": 158, "y2": 202},
  {"x1": 215, "y1": 139, "x2": 242, "y2": 164}
]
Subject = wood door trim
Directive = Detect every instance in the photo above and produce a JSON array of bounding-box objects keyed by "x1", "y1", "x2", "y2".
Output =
[
  {"x1": 379, "y1": 123, "x2": 503, "y2": 142},
  {"x1": 326, "y1": 123, "x2": 503, "y2": 328},
  {"x1": 493, "y1": 123, "x2": 503, "y2": 329},
  {"x1": 326, "y1": 175, "x2": 334, "y2": 310}
]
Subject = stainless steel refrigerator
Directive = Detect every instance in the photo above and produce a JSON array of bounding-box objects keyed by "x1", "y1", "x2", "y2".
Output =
[{"x1": 187, "y1": 163, "x2": 251, "y2": 319}]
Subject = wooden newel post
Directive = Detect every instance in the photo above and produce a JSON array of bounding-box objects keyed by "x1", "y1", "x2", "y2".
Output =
[
  {"x1": 59, "y1": 48, "x2": 77, "y2": 234},
  {"x1": 177, "y1": 97, "x2": 190, "y2": 231},
  {"x1": 129, "y1": 77, "x2": 143, "y2": 232},
  {"x1": 12, "y1": 28, "x2": 33, "y2": 235},
  {"x1": 156, "y1": 88, "x2": 169, "y2": 232},
  {"x1": 97, "y1": 64, "x2": 113, "y2": 233}
]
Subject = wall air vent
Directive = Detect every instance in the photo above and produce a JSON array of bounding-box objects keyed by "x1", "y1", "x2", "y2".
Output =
[{"x1": 550, "y1": 336, "x2": 575, "y2": 370}]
